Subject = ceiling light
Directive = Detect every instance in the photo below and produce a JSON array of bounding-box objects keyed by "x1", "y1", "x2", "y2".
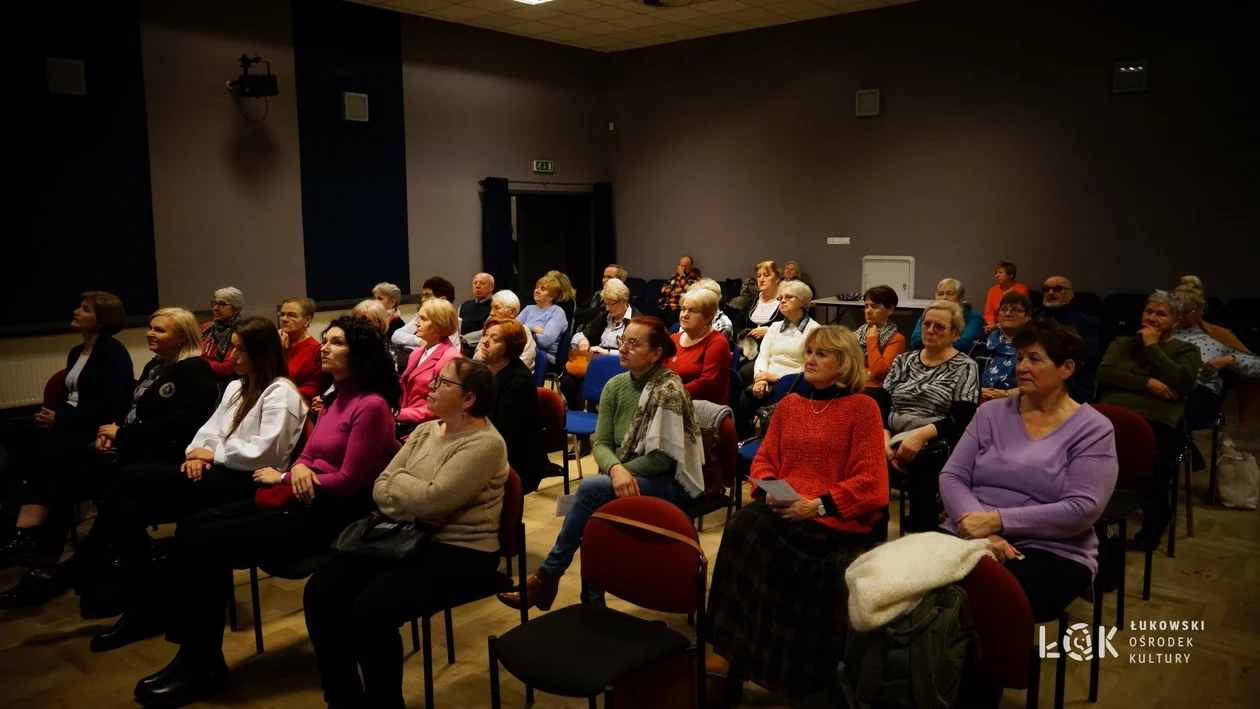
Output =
[{"x1": 513, "y1": 0, "x2": 553, "y2": 5}]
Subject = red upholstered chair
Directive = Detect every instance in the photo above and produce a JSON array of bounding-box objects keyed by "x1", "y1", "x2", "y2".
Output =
[
  {"x1": 537, "y1": 387, "x2": 577, "y2": 494},
  {"x1": 958, "y1": 556, "x2": 1046, "y2": 709},
  {"x1": 1092, "y1": 404, "x2": 1156, "y2": 615},
  {"x1": 488, "y1": 496, "x2": 708, "y2": 709},
  {"x1": 42, "y1": 369, "x2": 67, "y2": 409}
]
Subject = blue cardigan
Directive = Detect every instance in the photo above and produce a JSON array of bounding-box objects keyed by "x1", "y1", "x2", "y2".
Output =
[
  {"x1": 517, "y1": 304, "x2": 568, "y2": 364},
  {"x1": 910, "y1": 309, "x2": 985, "y2": 354},
  {"x1": 53, "y1": 335, "x2": 135, "y2": 431}
]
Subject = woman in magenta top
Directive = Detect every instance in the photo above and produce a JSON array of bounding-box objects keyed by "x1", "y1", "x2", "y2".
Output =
[
  {"x1": 939, "y1": 318, "x2": 1117, "y2": 622},
  {"x1": 667, "y1": 287, "x2": 732, "y2": 404},
  {"x1": 133, "y1": 317, "x2": 401, "y2": 706}
]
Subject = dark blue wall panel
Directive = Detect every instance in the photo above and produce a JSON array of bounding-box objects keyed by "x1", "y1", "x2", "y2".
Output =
[{"x1": 293, "y1": 0, "x2": 409, "y2": 302}]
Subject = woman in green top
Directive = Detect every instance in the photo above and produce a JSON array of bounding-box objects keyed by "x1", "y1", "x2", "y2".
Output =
[
  {"x1": 1096, "y1": 290, "x2": 1201, "y2": 549},
  {"x1": 499, "y1": 317, "x2": 705, "y2": 611}
]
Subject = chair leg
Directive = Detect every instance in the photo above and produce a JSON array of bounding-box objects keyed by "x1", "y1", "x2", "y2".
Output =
[
  {"x1": 1168, "y1": 464, "x2": 1179, "y2": 559},
  {"x1": 576, "y1": 439, "x2": 585, "y2": 480},
  {"x1": 588, "y1": 697, "x2": 598, "y2": 709},
  {"x1": 697, "y1": 514, "x2": 705, "y2": 533},
  {"x1": 411, "y1": 618, "x2": 420, "y2": 654},
  {"x1": 506, "y1": 556, "x2": 513, "y2": 580},
  {"x1": 69, "y1": 522, "x2": 79, "y2": 553},
  {"x1": 1184, "y1": 453, "x2": 1195, "y2": 537},
  {"x1": 1027, "y1": 644, "x2": 1041, "y2": 709},
  {"x1": 444, "y1": 607, "x2": 455, "y2": 664},
  {"x1": 422, "y1": 615, "x2": 435, "y2": 709},
  {"x1": 226, "y1": 572, "x2": 238, "y2": 632},
  {"x1": 1090, "y1": 579, "x2": 1102, "y2": 702},
  {"x1": 562, "y1": 438, "x2": 571, "y2": 496},
  {"x1": 1142, "y1": 546, "x2": 1153, "y2": 601},
  {"x1": 488, "y1": 636, "x2": 502, "y2": 709},
  {"x1": 1209, "y1": 421, "x2": 1220, "y2": 505},
  {"x1": 1054, "y1": 613, "x2": 1067, "y2": 709},
  {"x1": 1117, "y1": 519, "x2": 1127, "y2": 627},
  {"x1": 897, "y1": 490, "x2": 906, "y2": 538},
  {"x1": 250, "y1": 567, "x2": 263, "y2": 655}
]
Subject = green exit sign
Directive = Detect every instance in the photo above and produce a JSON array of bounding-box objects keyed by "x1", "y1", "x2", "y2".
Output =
[{"x1": 533, "y1": 160, "x2": 554, "y2": 174}]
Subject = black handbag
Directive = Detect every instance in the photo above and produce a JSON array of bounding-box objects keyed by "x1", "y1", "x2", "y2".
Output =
[{"x1": 331, "y1": 510, "x2": 435, "y2": 561}]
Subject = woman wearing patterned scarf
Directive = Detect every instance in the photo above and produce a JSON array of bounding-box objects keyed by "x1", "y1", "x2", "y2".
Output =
[
  {"x1": 499, "y1": 316, "x2": 704, "y2": 612},
  {"x1": 856, "y1": 285, "x2": 906, "y2": 388},
  {"x1": 201, "y1": 287, "x2": 244, "y2": 388}
]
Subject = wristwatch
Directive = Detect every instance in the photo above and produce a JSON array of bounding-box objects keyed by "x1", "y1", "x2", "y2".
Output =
[{"x1": 816, "y1": 500, "x2": 827, "y2": 517}]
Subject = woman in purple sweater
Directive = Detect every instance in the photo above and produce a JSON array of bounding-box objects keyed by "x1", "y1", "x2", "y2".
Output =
[
  {"x1": 940, "y1": 318, "x2": 1117, "y2": 622},
  {"x1": 133, "y1": 317, "x2": 401, "y2": 706}
]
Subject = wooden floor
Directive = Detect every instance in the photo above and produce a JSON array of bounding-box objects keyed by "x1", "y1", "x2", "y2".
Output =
[{"x1": 3, "y1": 430, "x2": 1260, "y2": 709}]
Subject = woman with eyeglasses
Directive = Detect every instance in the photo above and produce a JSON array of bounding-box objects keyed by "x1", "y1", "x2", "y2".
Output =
[
  {"x1": 669, "y1": 286, "x2": 733, "y2": 404},
  {"x1": 278, "y1": 296, "x2": 322, "y2": 400},
  {"x1": 971, "y1": 291, "x2": 1033, "y2": 402},
  {"x1": 304, "y1": 358, "x2": 507, "y2": 709},
  {"x1": 202, "y1": 287, "x2": 244, "y2": 390},
  {"x1": 480, "y1": 318, "x2": 551, "y2": 493},
  {"x1": 133, "y1": 316, "x2": 400, "y2": 706},
  {"x1": 561, "y1": 278, "x2": 639, "y2": 411},
  {"x1": 909, "y1": 278, "x2": 986, "y2": 354},
  {"x1": 736, "y1": 280, "x2": 819, "y2": 437},
  {"x1": 875, "y1": 300, "x2": 979, "y2": 533},
  {"x1": 499, "y1": 316, "x2": 705, "y2": 611}
]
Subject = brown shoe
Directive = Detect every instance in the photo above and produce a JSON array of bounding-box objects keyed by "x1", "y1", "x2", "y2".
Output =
[
  {"x1": 497, "y1": 571, "x2": 559, "y2": 611},
  {"x1": 704, "y1": 654, "x2": 742, "y2": 708}
]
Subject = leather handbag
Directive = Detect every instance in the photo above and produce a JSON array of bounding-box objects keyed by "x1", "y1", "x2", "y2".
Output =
[
  {"x1": 254, "y1": 484, "x2": 295, "y2": 510},
  {"x1": 331, "y1": 510, "x2": 436, "y2": 561},
  {"x1": 565, "y1": 348, "x2": 594, "y2": 377}
]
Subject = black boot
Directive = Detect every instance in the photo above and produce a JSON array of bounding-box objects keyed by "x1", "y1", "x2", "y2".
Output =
[
  {"x1": 0, "y1": 567, "x2": 65, "y2": 609},
  {"x1": 90, "y1": 610, "x2": 165, "y2": 653},
  {"x1": 135, "y1": 645, "x2": 192, "y2": 694},
  {"x1": 0, "y1": 528, "x2": 43, "y2": 568},
  {"x1": 134, "y1": 647, "x2": 230, "y2": 707}
]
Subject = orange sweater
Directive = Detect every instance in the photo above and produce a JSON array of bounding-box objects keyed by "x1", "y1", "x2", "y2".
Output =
[
  {"x1": 982, "y1": 281, "x2": 1031, "y2": 324},
  {"x1": 864, "y1": 330, "x2": 906, "y2": 388}
]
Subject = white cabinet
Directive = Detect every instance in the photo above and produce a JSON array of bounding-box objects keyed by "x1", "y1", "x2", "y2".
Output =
[{"x1": 862, "y1": 255, "x2": 916, "y2": 301}]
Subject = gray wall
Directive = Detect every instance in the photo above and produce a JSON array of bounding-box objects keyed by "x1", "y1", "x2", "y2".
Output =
[{"x1": 607, "y1": 0, "x2": 1258, "y2": 301}]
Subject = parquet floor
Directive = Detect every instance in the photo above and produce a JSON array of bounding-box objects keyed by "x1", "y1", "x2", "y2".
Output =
[{"x1": 3, "y1": 430, "x2": 1260, "y2": 709}]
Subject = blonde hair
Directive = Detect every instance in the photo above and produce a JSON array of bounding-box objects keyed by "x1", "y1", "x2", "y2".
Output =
[
  {"x1": 680, "y1": 287, "x2": 720, "y2": 322},
  {"x1": 805, "y1": 326, "x2": 867, "y2": 392},
  {"x1": 152, "y1": 307, "x2": 204, "y2": 362},
  {"x1": 420, "y1": 297, "x2": 459, "y2": 337},
  {"x1": 544, "y1": 271, "x2": 576, "y2": 302},
  {"x1": 602, "y1": 278, "x2": 630, "y2": 302},
  {"x1": 351, "y1": 299, "x2": 389, "y2": 333},
  {"x1": 923, "y1": 299, "x2": 965, "y2": 334},
  {"x1": 755, "y1": 260, "x2": 782, "y2": 279},
  {"x1": 1173, "y1": 275, "x2": 1207, "y2": 314},
  {"x1": 534, "y1": 275, "x2": 563, "y2": 302},
  {"x1": 689, "y1": 278, "x2": 724, "y2": 299}
]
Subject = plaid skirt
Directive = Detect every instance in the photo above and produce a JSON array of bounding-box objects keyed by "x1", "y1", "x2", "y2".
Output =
[{"x1": 707, "y1": 501, "x2": 869, "y2": 700}]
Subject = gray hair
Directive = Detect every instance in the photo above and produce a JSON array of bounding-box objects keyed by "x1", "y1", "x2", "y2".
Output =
[
  {"x1": 602, "y1": 278, "x2": 630, "y2": 302},
  {"x1": 214, "y1": 287, "x2": 245, "y2": 311},
  {"x1": 689, "y1": 278, "x2": 724, "y2": 299},
  {"x1": 936, "y1": 278, "x2": 964, "y2": 300},
  {"x1": 923, "y1": 299, "x2": 965, "y2": 334},
  {"x1": 607, "y1": 263, "x2": 627, "y2": 281},
  {"x1": 779, "y1": 279, "x2": 813, "y2": 307},
  {"x1": 492, "y1": 289, "x2": 521, "y2": 315},
  {"x1": 1147, "y1": 290, "x2": 1184, "y2": 320},
  {"x1": 372, "y1": 282, "x2": 402, "y2": 305},
  {"x1": 681, "y1": 287, "x2": 720, "y2": 322}
]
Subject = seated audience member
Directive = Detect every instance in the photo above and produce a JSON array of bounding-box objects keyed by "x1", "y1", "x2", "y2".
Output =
[
  {"x1": 782, "y1": 259, "x2": 814, "y2": 297},
  {"x1": 545, "y1": 269, "x2": 579, "y2": 324},
  {"x1": 910, "y1": 278, "x2": 986, "y2": 353},
  {"x1": 972, "y1": 291, "x2": 1032, "y2": 402},
  {"x1": 202, "y1": 287, "x2": 244, "y2": 387},
  {"x1": 737, "y1": 260, "x2": 784, "y2": 343},
  {"x1": 86, "y1": 316, "x2": 306, "y2": 651},
  {"x1": 304, "y1": 358, "x2": 506, "y2": 709},
  {"x1": 371, "y1": 282, "x2": 404, "y2": 336},
  {"x1": 351, "y1": 299, "x2": 390, "y2": 335},
  {"x1": 727, "y1": 264, "x2": 761, "y2": 313},
  {"x1": 1172, "y1": 276, "x2": 1260, "y2": 429},
  {"x1": 278, "y1": 297, "x2": 322, "y2": 400},
  {"x1": 737, "y1": 280, "x2": 820, "y2": 437},
  {"x1": 856, "y1": 285, "x2": 906, "y2": 388},
  {"x1": 1096, "y1": 290, "x2": 1200, "y2": 549},
  {"x1": 392, "y1": 277, "x2": 460, "y2": 359},
  {"x1": 689, "y1": 278, "x2": 734, "y2": 340},
  {"x1": 1, "y1": 308, "x2": 217, "y2": 608},
  {"x1": 480, "y1": 318, "x2": 551, "y2": 493},
  {"x1": 518, "y1": 275, "x2": 568, "y2": 367},
  {"x1": 398, "y1": 299, "x2": 462, "y2": 434},
  {"x1": 982, "y1": 261, "x2": 1031, "y2": 332},
  {"x1": 657, "y1": 254, "x2": 701, "y2": 325},
  {"x1": 706, "y1": 326, "x2": 887, "y2": 705},
  {"x1": 941, "y1": 318, "x2": 1118, "y2": 621},
  {"x1": 561, "y1": 278, "x2": 637, "y2": 412},
  {"x1": 499, "y1": 317, "x2": 704, "y2": 610},
  {"x1": 473, "y1": 290, "x2": 536, "y2": 373},
  {"x1": 133, "y1": 317, "x2": 399, "y2": 706},
  {"x1": 880, "y1": 300, "x2": 980, "y2": 533},
  {"x1": 1035, "y1": 276, "x2": 1100, "y2": 403},
  {"x1": 668, "y1": 286, "x2": 733, "y2": 404},
  {"x1": 457, "y1": 272, "x2": 496, "y2": 353},
  {"x1": 575, "y1": 263, "x2": 626, "y2": 324}
]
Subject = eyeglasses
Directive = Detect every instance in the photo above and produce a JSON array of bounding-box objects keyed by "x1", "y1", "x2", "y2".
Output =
[
  {"x1": 420, "y1": 293, "x2": 434, "y2": 301},
  {"x1": 430, "y1": 375, "x2": 463, "y2": 391},
  {"x1": 998, "y1": 306, "x2": 1027, "y2": 315},
  {"x1": 619, "y1": 337, "x2": 643, "y2": 351},
  {"x1": 278, "y1": 311, "x2": 304, "y2": 320},
  {"x1": 921, "y1": 321, "x2": 951, "y2": 333},
  {"x1": 775, "y1": 294, "x2": 799, "y2": 302},
  {"x1": 603, "y1": 298, "x2": 625, "y2": 308},
  {"x1": 1041, "y1": 285, "x2": 1069, "y2": 294},
  {"x1": 211, "y1": 300, "x2": 232, "y2": 308}
]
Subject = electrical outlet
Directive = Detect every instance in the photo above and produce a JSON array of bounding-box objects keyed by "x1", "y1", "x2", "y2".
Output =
[{"x1": 827, "y1": 237, "x2": 851, "y2": 245}]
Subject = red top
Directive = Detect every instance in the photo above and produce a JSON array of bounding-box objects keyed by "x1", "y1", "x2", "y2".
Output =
[
  {"x1": 199, "y1": 322, "x2": 237, "y2": 379},
  {"x1": 285, "y1": 336, "x2": 322, "y2": 400},
  {"x1": 983, "y1": 281, "x2": 1031, "y2": 324},
  {"x1": 750, "y1": 391, "x2": 888, "y2": 533},
  {"x1": 864, "y1": 330, "x2": 907, "y2": 388},
  {"x1": 667, "y1": 330, "x2": 732, "y2": 405}
]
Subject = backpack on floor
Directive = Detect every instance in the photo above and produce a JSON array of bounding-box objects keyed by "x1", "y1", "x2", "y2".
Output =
[{"x1": 838, "y1": 584, "x2": 976, "y2": 709}]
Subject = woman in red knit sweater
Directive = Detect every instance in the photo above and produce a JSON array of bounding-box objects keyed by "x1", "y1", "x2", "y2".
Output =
[
  {"x1": 706, "y1": 325, "x2": 888, "y2": 706},
  {"x1": 278, "y1": 297, "x2": 323, "y2": 401},
  {"x1": 667, "y1": 287, "x2": 732, "y2": 404}
]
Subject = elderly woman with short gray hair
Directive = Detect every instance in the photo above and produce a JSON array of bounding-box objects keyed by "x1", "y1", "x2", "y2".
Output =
[
  {"x1": 909, "y1": 278, "x2": 986, "y2": 353},
  {"x1": 372, "y1": 282, "x2": 404, "y2": 335},
  {"x1": 669, "y1": 286, "x2": 733, "y2": 404},
  {"x1": 201, "y1": 287, "x2": 244, "y2": 383},
  {"x1": 736, "y1": 280, "x2": 820, "y2": 436},
  {"x1": 474, "y1": 290, "x2": 537, "y2": 373},
  {"x1": 689, "y1": 278, "x2": 734, "y2": 340}
]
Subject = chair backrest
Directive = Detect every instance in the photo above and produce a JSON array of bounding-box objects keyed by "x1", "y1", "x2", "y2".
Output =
[
  {"x1": 1225, "y1": 298, "x2": 1260, "y2": 352},
  {"x1": 43, "y1": 369, "x2": 67, "y2": 410},
  {"x1": 717, "y1": 416, "x2": 737, "y2": 485},
  {"x1": 1091, "y1": 403, "x2": 1155, "y2": 492},
  {"x1": 625, "y1": 277, "x2": 647, "y2": 301},
  {"x1": 1101, "y1": 293, "x2": 1149, "y2": 333},
  {"x1": 498, "y1": 468, "x2": 524, "y2": 558},
  {"x1": 536, "y1": 387, "x2": 568, "y2": 455},
  {"x1": 668, "y1": 322, "x2": 680, "y2": 334},
  {"x1": 957, "y1": 556, "x2": 1033, "y2": 690},
  {"x1": 290, "y1": 417, "x2": 316, "y2": 461},
  {"x1": 1074, "y1": 291, "x2": 1103, "y2": 317},
  {"x1": 581, "y1": 496, "x2": 704, "y2": 614},
  {"x1": 722, "y1": 278, "x2": 743, "y2": 302},
  {"x1": 770, "y1": 372, "x2": 810, "y2": 403},
  {"x1": 582, "y1": 354, "x2": 625, "y2": 405},
  {"x1": 728, "y1": 358, "x2": 742, "y2": 411},
  {"x1": 554, "y1": 325, "x2": 571, "y2": 369}
]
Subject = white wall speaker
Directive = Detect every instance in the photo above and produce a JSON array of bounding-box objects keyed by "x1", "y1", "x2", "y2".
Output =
[
  {"x1": 46, "y1": 57, "x2": 86, "y2": 96},
  {"x1": 342, "y1": 92, "x2": 369, "y2": 122},
  {"x1": 855, "y1": 88, "x2": 881, "y2": 117}
]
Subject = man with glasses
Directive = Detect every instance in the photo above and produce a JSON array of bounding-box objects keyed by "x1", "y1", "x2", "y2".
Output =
[
  {"x1": 1035, "y1": 276, "x2": 1100, "y2": 402},
  {"x1": 576, "y1": 264, "x2": 627, "y2": 325}
]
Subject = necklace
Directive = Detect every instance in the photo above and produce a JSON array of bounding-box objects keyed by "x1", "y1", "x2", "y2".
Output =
[{"x1": 810, "y1": 392, "x2": 834, "y2": 416}]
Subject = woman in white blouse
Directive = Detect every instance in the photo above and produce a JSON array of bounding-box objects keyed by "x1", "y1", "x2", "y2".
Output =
[
  {"x1": 736, "y1": 280, "x2": 820, "y2": 436},
  {"x1": 84, "y1": 316, "x2": 306, "y2": 653}
]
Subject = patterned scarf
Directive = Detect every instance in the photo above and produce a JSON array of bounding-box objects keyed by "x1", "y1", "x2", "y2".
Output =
[
  {"x1": 856, "y1": 321, "x2": 898, "y2": 355},
  {"x1": 618, "y1": 365, "x2": 706, "y2": 498},
  {"x1": 202, "y1": 316, "x2": 238, "y2": 361}
]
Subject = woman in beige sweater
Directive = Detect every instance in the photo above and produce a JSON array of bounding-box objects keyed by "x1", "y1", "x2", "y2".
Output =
[{"x1": 303, "y1": 358, "x2": 508, "y2": 709}]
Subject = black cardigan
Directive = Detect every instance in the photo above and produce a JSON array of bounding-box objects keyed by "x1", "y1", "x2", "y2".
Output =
[
  {"x1": 113, "y1": 357, "x2": 219, "y2": 463},
  {"x1": 491, "y1": 358, "x2": 548, "y2": 492},
  {"x1": 577, "y1": 305, "x2": 642, "y2": 347},
  {"x1": 53, "y1": 335, "x2": 135, "y2": 431}
]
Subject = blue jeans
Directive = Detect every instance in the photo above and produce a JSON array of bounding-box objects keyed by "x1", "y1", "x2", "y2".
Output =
[{"x1": 539, "y1": 473, "x2": 686, "y2": 585}]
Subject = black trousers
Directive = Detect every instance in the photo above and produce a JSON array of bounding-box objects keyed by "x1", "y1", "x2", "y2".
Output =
[
  {"x1": 170, "y1": 494, "x2": 373, "y2": 651},
  {"x1": 1143, "y1": 421, "x2": 1185, "y2": 544},
  {"x1": 92, "y1": 463, "x2": 257, "y2": 614},
  {"x1": 8, "y1": 423, "x2": 104, "y2": 508},
  {"x1": 304, "y1": 544, "x2": 500, "y2": 708},
  {"x1": 1003, "y1": 548, "x2": 1092, "y2": 623},
  {"x1": 559, "y1": 372, "x2": 587, "y2": 411}
]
